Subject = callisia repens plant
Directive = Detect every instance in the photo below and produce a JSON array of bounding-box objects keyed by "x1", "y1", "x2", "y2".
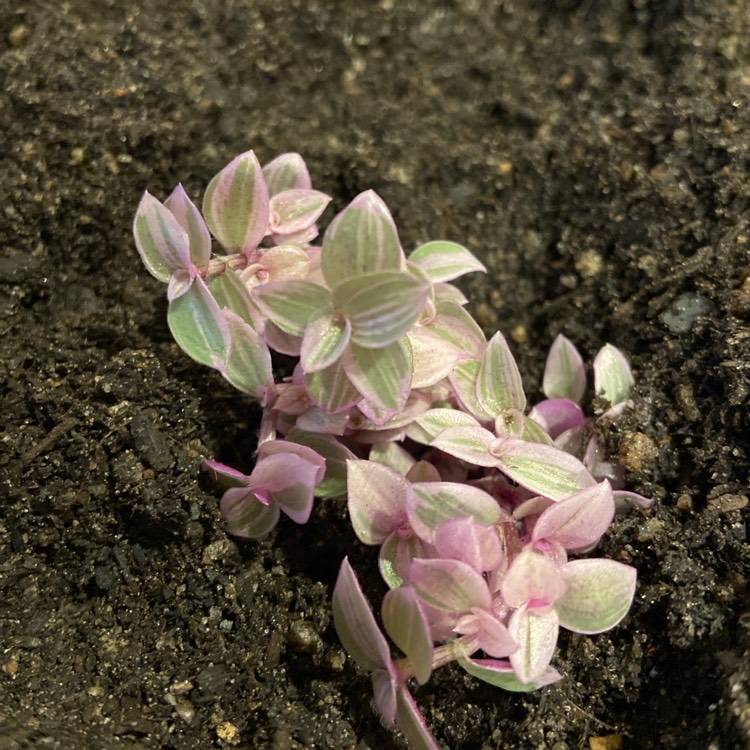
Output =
[{"x1": 134, "y1": 149, "x2": 654, "y2": 748}]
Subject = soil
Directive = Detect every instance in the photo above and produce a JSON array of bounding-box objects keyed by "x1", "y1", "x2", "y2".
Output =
[{"x1": 1, "y1": 1, "x2": 748, "y2": 749}]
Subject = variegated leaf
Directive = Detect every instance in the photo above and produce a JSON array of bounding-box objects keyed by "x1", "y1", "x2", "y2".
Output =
[
  {"x1": 321, "y1": 191, "x2": 403, "y2": 287},
  {"x1": 409, "y1": 240, "x2": 486, "y2": 282},
  {"x1": 334, "y1": 271, "x2": 428, "y2": 349},
  {"x1": 202, "y1": 150, "x2": 269, "y2": 252}
]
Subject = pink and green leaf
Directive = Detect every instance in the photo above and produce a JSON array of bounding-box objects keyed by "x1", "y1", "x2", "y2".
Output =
[
  {"x1": 543, "y1": 334, "x2": 586, "y2": 403},
  {"x1": 507, "y1": 605, "x2": 560, "y2": 684},
  {"x1": 426, "y1": 300, "x2": 486, "y2": 357},
  {"x1": 378, "y1": 529, "x2": 433, "y2": 589},
  {"x1": 532, "y1": 481, "x2": 615, "y2": 550},
  {"x1": 594, "y1": 344, "x2": 634, "y2": 408},
  {"x1": 207, "y1": 268, "x2": 262, "y2": 329},
  {"x1": 167, "y1": 276, "x2": 230, "y2": 370},
  {"x1": 409, "y1": 240, "x2": 486, "y2": 282},
  {"x1": 408, "y1": 558, "x2": 491, "y2": 613},
  {"x1": 332, "y1": 558, "x2": 393, "y2": 672},
  {"x1": 343, "y1": 339, "x2": 412, "y2": 413},
  {"x1": 490, "y1": 437, "x2": 596, "y2": 501},
  {"x1": 407, "y1": 408, "x2": 481, "y2": 446},
  {"x1": 407, "y1": 483, "x2": 502, "y2": 543},
  {"x1": 222, "y1": 309, "x2": 273, "y2": 398},
  {"x1": 262, "y1": 152, "x2": 312, "y2": 195},
  {"x1": 382, "y1": 587, "x2": 433, "y2": 684},
  {"x1": 300, "y1": 313, "x2": 351, "y2": 372},
  {"x1": 346, "y1": 459, "x2": 409, "y2": 545},
  {"x1": 269, "y1": 188, "x2": 331, "y2": 236},
  {"x1": 165, "y1": 184, "x2": 212, "y2": 267},
  {"x1": 220, "y1": 488, "x2": 280, "y2": 539},
  {"x1": 304, "y1": 357, "x2": 362, "y2": 413},
  {"x1": 321, "y1": 190, "x2": 404, "y2": 287},
  {"x1": 449, "y1": 359, "x2": 495, "y2": 421},
  {"x1": 134, "y1": 191, "x2": 192, "y2": 282},
  {"x1": 286, "y1": 428, "x2": 355, "y2": 500},
  {"x1": 407, "y1": 326, "x2": 461, "y2": 389},
  {"x1": 476, "y1": 332, "x2": 526, "y2": 417},
  {"x1": 430, "y1": 424, "x2": 497, "y2": 467},
  {"x1": 457, "y1": 656, "x2": 562, "y2": 692},
  {"x1": 202, "y1": 150, "x2": 270, "y2": 252},
  {"x1": 334, "y1": 271, "x2": 428, "y2": 349},
  {"x1": 556, "y1": 559, "x2": 637, "y2": 634},
  {"x1": 252, "y1": 279, "x2": 330, "y2": 336}
]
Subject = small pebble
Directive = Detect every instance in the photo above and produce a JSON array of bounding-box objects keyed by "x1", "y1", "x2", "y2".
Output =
[
  {"x1": 8, "y1": 24, "x2": 30, "y2": 48},
  {"x1": 618, "y1": 432, "x2": 658, "y2": 472},
  {"x1": 589, "y1": 735, "x2": 622, "y2": 750},
  {"x1": 216, "y1": 721, "x2": 240, "y2": 745},
  {"x1": 287, "y1": 620, "x2": 323, "y2": 655}
]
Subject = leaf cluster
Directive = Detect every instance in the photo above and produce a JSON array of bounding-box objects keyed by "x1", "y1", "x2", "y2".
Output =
[{"x1": 133, "y1": 150, "x2": 652, "y2": 748}]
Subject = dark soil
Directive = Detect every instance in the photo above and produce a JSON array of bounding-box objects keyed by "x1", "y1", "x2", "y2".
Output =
[{"x1": 1, "y1": 2, "x2": 748, "y2": 748}]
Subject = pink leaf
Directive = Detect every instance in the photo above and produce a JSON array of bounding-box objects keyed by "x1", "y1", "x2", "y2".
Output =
[
  {"x1": 395, "y1": 686, "x2": 440, "y2": 750},
  {"x1": 332, "y1": 558, "x2": 393, "y2": 672},
  {"x1": 532, "y1": 481, "x2": 615, "y2": 551},
  {"x1": 434, "y1": 517, "x2": 503, "y2": 573},
  {"x1": 262, "y1": 152, "x2": 313, "y2": 195},
  {"x1": 500, "y1": 547, "x2": 567, "y2": 611},
  {"x1": 455, "y1": 608, "x2": 517, "y2": 658},
  {"x1": 409, "y1": 558, "x2": 491, "y2": 613},
  {"x1": 508, "y1": 605, "x2": 559, "y2": 684},
  {"x1": 373, "y1": 668, "x2": 398, "y2": 727},
  {"x1": 528, "y1": 398, "x2": 586, "y2": 440},
  {"x1": 269, "y1": 188, "x2": 331, "y2": 236},
  {"x1": 200, "y1": 460, "x2": 248, "y2": 490}
]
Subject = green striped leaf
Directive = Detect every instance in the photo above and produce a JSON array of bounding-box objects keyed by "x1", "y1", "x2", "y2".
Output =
[
  {"x1": 202, "y1": 150, "x2": 269, "y2": 252},
  {"x1": 334, "y1": 271, "x2": 428, "y2": 349},
  {"x1": 321, "y1": 191, "x2": 403, "y2": 287},
  {"x1": 343, "y1": 339, "x2": 412, "y2": 413},
  {"x1": 409, "y1": 240, "x2": 486, "y2": 282},
  {"x1": 167, "y1": 277, "x2": 230, "y2": 370}
]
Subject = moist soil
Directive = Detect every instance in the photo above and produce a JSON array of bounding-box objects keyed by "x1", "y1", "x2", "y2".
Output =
[{"x1": 1, "y1": 2, "x2": 748, "y2": 749}]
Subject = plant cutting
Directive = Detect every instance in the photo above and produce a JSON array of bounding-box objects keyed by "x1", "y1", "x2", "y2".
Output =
[{"x1": 134, "y1": 149, "x2": 653, "y2": 748}]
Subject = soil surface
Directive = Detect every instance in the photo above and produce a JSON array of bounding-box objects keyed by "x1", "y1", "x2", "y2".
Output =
[{"x1": 1, "y1": 2, "x2": 749, "y2": 749}]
